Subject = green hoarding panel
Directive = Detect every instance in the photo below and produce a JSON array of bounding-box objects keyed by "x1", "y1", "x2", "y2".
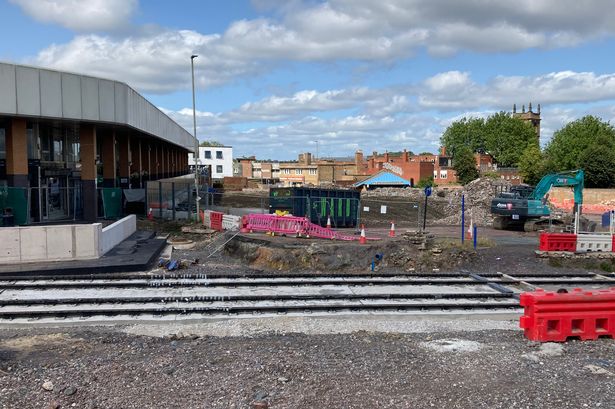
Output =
[
  {"x1": 102, "y1": 188, "x2": 122, "y2": 219},
  {"x1": 0, "y1": 187, "x2": 29, "y2": 225}
]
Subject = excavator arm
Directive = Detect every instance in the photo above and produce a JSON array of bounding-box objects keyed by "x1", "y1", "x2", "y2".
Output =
[{"x1": 529, "y1": 169, "x2": 584, "y2": 208}]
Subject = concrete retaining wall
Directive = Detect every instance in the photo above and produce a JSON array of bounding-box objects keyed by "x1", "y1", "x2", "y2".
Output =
[
  {"x1": 0, "y1": 223, "x2": 102, "y2": 264},
  {"x1": 101, "y1": 215, "x2": 137, "y2": 255}
]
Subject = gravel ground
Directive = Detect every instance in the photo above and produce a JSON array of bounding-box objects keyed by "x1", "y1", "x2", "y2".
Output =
[
  {"x1": 3, "y1": 221, "x2": 614, "y2": 408},
  {"x1": 1, "y1": 321, "x2": 614, "y2": 409}
]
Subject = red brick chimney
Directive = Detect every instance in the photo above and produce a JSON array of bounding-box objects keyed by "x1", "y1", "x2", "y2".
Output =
[
  {"x1": 402, "y1": 149, "x2": 409, "y2": 162},
  {"x1": 354, "y1": 150, "x2": 364, "y2": 172}
]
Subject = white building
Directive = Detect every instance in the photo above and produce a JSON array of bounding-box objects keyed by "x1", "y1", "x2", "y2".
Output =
[{"x1": 188, "y1": 146, "x2": 233, "y2": 179}]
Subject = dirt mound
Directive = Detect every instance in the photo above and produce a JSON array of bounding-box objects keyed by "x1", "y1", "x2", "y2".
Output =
[{"x1": 224, "y1": 234, "x2": 475, "y2": 272}]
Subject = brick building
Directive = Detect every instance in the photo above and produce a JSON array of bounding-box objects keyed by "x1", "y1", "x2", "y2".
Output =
[{"x1": 365, "y1": 150, "x2": 434, "y2": 186}]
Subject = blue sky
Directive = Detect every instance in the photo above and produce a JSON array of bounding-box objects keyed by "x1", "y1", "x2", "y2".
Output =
[{"x1": 3, "y1": 0, "x2": 615, "y2": 159}]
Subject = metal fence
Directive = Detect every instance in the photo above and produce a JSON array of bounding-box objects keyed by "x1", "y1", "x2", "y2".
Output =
[{"x1": 143, "y1": 188, "x2": 446, "y2": 230}]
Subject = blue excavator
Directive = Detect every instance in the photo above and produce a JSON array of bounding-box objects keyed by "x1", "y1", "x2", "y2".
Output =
[{"x1": 490, "y1": 169, "x2": 593, "y2": 231}]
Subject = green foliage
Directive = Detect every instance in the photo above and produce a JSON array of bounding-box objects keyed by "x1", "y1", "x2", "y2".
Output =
[
  {"x1": 545, "y1": 116, "x2": 615, "y2": 187},
  {"x1": 199, "y1": 140, "x2": 224, "y2": 147},
  {"x1": 481, "y1": 171, "x2": 500, "y2": 179},
  {"x1": 440, "y1": 112, "x2": 537, "y2": 167},
  {"x1": 518, "y1": 144, "x2": 545, "y2": 186},
  {"x1": 578, "y1": 137, "x2": 615, "y2": 187},
  {"x1": 545, "y1": 116, "x2": 615, "y2": 170},
  {"x1": 452, "y1": 146, "x2": 479, "y2": 185},
  {"x1": 418, "y1": 151, "x2": 433, "y2": 155},
  {"x1": 483, "y1": 112, "x2": 537, "y2": 166},
  {"x1": 416, "y1": 176, "x2": 434, "y2": 189},
  {"x1": 440, "y1": 117, "x2": 486, "y2": 157}
]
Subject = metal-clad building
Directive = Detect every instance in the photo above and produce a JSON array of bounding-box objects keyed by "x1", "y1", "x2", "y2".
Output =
[{"x1": 0, "y1": 62, "x2": 196, "y2": 223}]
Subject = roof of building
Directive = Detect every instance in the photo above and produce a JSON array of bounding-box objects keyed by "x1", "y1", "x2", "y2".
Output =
[
  {"x1": 0, "y1": 61, "x2": 196, "y2": 151},
  {"x1": 352, "y1": 170, "x2": 410, "y2": 187}
]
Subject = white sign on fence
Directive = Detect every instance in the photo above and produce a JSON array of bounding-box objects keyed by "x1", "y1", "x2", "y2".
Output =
[
  {"x1": 380, "y1": 205, "x2": 387, "y2": 214},
  {"x1": 363, "y1": 206, "x2": 370, "y2": 212}
]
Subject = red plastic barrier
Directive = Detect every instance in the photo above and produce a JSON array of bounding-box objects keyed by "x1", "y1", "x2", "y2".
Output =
[
  {"x1": 539, "y1": 233, "x2": 577, "y2": 252},
  {"x1": 520, "y1": 288, "x2": 615, "y2": 342},
  {"x1": 210, "y1": 211, "x2": 224, "y2": 232}
]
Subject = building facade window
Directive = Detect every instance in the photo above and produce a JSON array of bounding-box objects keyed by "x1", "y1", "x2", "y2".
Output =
[
  {"x1": 283, "y1": 169, "x2": 291, "y2": 174},
  {"x1": 216, "y1": 151, "x2": 223, "y2": 159},
  {"x1": 204, "y1": 150, "x2": 211, "y2": 159},
  {"x1": 433, "y1": 171, "x2": 438, "y2": 179},
  {"x1": 309, "y1": 169, "x2": 317, "y2": 175},
  {"x1": 216, "y1": 165, "x2": 223, "y2": 174},
  {"x1": 295, "y1": 169, "x2": 302, "y2": 175},
  {"x1": 440, "y1": 170, "x2": 448, "y2": 179}
]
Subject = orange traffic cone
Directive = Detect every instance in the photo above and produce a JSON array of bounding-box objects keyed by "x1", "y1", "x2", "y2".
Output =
[
  {"x1": 465, "y1": 218, "x2": 473, "y2": 240},
  {"x1": 359, "y1": 224, "x2": 367, "y2": 244},
  {"x1": 326, "y1": 216, "x2": 332, "y2": 229},
  {"x1": 147, "y1": 208, "x2": 154, "y2": 221},
  {"x1": 389, "y1": 221, "x2": 396, "y2": 237}
]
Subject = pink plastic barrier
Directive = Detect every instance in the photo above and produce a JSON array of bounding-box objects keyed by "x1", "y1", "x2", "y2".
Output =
[{"x1": 242, "y1": 214, "x2": 377, "y2": 241}]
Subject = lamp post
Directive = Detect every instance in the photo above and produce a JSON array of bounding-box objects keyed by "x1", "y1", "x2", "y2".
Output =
[{"x1": 191, "y1": 54, "x2": 200, "y2": 222}]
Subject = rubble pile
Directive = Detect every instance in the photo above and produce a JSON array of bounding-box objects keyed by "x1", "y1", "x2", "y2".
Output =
[
  {"x1": 439, "y1": 178, "x2": 511, "y2": 226},
  {"x1": 361, "y1": 178, "x2": 511, "y2": 227}
]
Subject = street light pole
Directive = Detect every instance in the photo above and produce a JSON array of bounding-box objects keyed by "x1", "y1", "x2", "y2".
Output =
[{"x1": 191, "y1": 54, "x2": 200, "y2": 223}]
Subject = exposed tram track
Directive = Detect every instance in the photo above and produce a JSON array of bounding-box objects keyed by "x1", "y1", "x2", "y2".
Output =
[{"x1": 1, "y1": 271, "x2": 613, "y2": 323}]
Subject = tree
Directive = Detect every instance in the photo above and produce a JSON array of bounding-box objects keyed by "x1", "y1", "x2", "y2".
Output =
[
  {"x1": 416, "y1": 175, "x2": 434, "y2": 188},
  {"x1": 545, "y1": 116, "x2": 615, "y2": 171},
  {"x1": 440, "y1": 113, "x2": 537, "y2": 167},
  {"x1": 483, "y1": 112, "x2": 537, "y2": 167},
  {"x1": 518, "y1": 144, "x2": 545, "y2": 186},
  {"x1": 440, "y1": 117, "x2": 486, "y2": 157},
  {"x1": 577, "y1": 137, "x2": 615, "y2": 187},
  {"x1": 199, "y1": 140, "x2": 224, "y2": 147},
  {"x1": 453, "y1": 146, "x2": 479, "y2": 185}
]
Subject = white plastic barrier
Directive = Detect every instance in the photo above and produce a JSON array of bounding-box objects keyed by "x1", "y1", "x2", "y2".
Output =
[
  {"x1": 222, "y1": 214, "x2": 242, "y2": 231},
  {"x1": 201, "y1": 210, "x2": 213, "y2": 228},
  {"x1": 576, "y1": 234, "x2": 613, "y2": 252},
  {"x1": 101, "y1": 215, "x2": 137, "y2": 254},
  {"x1": 0, "y1": 223, "x2": 102, "y2": 264}
]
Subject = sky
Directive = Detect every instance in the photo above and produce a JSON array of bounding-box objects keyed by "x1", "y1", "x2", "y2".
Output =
[{"x1": 2, "y1": 0, "x2": 615, "y2": 160}]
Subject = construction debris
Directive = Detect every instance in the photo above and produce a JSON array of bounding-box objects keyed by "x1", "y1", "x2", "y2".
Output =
[{"x1": 362, "y1": 178, "x2": 511, "y2": 226}]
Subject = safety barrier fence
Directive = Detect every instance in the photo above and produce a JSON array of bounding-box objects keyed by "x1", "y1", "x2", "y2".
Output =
[
  {"x1": 520, "y1": 288, "x2": 615, "y2": 342},
  {"x1": 539, "y1": 232, "x2": 615, "y2": 253},
  {"x1": 241, "y1": 213, "x2": 364, "y2": 241}
]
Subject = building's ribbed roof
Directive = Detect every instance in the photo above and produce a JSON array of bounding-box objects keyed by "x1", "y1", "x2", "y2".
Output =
[{"x1": 0, "y1": 61, "x2": 196, "y2": 151}]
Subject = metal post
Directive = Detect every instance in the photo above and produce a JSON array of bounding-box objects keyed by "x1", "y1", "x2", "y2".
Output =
[
  {"x1": 473, "y1": 224, "x2": 477, "y2": 249},
  {"x1": 172, "y1": 182, "x2": 176, "y2": 221},
  {"x1": 191, "y1": 54, "x2": 200, "y2": 224},
  {"x1": 158, "y1": 181, "x2": 163, "y2": 219},
  {"x1": 422, "y1": 193, "x2": 428, "y2": 232},
  {"x1": 461, "y1": 194, "x2": 465, "y2": 244}
]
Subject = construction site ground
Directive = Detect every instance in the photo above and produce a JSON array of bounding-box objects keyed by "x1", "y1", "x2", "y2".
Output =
[{"x1": 2, "y1": 215, "x2": 615, "y2": 408}]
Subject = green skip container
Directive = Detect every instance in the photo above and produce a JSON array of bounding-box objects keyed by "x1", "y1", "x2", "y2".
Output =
[{"x1": 269, "y1": 187, "x2": 359, "y2": 228}]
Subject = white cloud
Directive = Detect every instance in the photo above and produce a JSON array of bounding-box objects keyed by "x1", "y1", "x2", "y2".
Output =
[
  {"x1": 419, "y1": 71, "x2": 615, "y2": 110},
  {"x1": 158, "y1": 67, "x2": 615, "y2": 158},
  {"x1": 10, "y1": 0, "x2": 137, "y2": 32},
  {"x1": 30, "y1": 0, "x2": 615, "y2": 93}
]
